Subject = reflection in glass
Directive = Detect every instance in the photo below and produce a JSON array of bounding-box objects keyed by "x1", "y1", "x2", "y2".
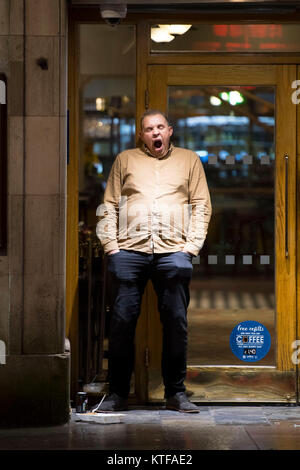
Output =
[
  {"x1": 168, "y1": 86, "x2": 275, "y2": 366},
  {"x1": 78, "y1": 24, "x2": 136, "y2": 387},
  {"x1": 152, "y1": 24, "x2": 300, "y2": 52}
]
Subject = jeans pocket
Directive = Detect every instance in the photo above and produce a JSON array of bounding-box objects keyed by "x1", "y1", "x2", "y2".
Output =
[{"x1": 181, "y1": 251, "x2": 193, "y2": 260}]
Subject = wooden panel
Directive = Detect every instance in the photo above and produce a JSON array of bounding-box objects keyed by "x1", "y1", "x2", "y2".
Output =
[
  {"x1": 149, "y1": 368, "x2": 296, "y2": 403},
  {"x1": 136, "y1": 21, "x2": 149, "y2": 127},
  {"x1": 149, "y1": 54, "x2": 300, "y2": 65},
  {"x1": 69, "y1": 6, "x2": 300, "y2": 29},
  {"x1": 297, "y1": 65, "x2": 300, "y2": 398},
  {"x1": 148, "y1": 65, "x2": 168, "y2": 111},
  {"x1": 275, "y1": 65, "x2": 297, "y2": 371},
  {"x1": 150, "y1": 64, "x2": 278, "y2": 87}
]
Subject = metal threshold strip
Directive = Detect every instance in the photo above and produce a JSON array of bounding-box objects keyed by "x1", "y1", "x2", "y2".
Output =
[
  {"x1": 71, "y1": 0, "x2": 300, "y2": 4},
  {"x1": 188, "y1": 365, "x2": 276, "y2": 368}
]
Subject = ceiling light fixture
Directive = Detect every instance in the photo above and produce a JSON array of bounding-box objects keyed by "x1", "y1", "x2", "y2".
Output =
[
  {"x1": 159, "y1": 24, "x2": 192, "y2": 36},
  {"x1": 151, "y1": 27, "x2": 175, "y2": 43}
]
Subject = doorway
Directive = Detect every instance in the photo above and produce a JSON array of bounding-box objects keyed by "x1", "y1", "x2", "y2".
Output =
[{"x1": 67, "y1": 9, "x2": 300, "y2": 403}]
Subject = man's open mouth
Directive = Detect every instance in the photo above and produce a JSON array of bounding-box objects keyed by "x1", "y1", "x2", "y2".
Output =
[{"x1": 153, "y1": 139, "x2": 162, "y2": 150}]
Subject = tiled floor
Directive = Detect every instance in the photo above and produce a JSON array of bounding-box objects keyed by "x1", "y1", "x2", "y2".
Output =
[{"x1": 0, "y1": 405, "x2": 300, "y2": 451}]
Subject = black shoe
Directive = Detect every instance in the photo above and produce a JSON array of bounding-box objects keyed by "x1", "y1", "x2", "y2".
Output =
[
  {"x1": 93, "y1": 393, "x2": 128, "y2": 413},
  {"x1": 166, "y1": 392, "x2": 199, "y2": 413}
]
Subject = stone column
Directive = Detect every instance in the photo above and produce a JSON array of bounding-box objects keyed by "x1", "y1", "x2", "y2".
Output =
[{"x1": 0, "y1": 0, "x2": 70, "y2": 426}]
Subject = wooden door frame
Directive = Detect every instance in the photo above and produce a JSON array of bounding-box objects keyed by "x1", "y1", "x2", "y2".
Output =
[{"x1": 67, "y1": 5, "x2": 300, "y2": 402}]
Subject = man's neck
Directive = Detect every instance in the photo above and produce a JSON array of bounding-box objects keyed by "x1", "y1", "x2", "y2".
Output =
[{"x1": 143, "y1": 143, "x2": 173, "y2": 159}]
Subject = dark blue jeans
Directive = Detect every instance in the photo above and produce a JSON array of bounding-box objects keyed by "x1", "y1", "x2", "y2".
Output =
[{"x1": 106, "y1": 249, "x2": 193, "y2": 399}]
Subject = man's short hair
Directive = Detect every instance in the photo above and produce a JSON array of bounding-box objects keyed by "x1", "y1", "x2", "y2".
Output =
[{"x1": 140, "y1": 109, "x2": 170, "y2": 130}]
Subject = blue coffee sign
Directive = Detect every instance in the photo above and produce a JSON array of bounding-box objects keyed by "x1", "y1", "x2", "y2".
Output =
[{"x1": 230, "y1": 321, "x2": 271, "y2": 362}]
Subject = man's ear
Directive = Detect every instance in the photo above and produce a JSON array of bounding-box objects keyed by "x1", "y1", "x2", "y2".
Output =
[{"x1": 169, "y1": 126, "x2": 173, "y2": 137}]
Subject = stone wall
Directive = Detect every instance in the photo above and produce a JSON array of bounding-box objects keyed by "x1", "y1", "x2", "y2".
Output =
[{"x1": 0, "y1": 0, "x2": 70, "y2": 426}]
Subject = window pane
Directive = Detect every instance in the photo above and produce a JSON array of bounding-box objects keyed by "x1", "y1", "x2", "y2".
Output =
[
  {"x1": 168, "y1": 85, "x2": 275, "y2": 366},
  {"x1": 151, "y1": 24, "x2": 300, "y2": 52}
]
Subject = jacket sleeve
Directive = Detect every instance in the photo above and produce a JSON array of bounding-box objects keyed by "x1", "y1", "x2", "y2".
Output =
[
  {"x1": 183, "y1": 154, "x2": 212, "y2": 256},
  {"x1": 96, "y1": 154, "x2": 122, "y2": 253}
]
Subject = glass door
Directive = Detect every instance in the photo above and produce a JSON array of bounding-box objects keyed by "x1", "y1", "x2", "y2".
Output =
[{"x1": 145, "y1": 65, "x2": 297, "y2": 402}]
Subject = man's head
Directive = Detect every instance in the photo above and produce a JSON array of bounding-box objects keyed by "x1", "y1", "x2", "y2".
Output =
[{"x1": 139, "y1": 110, "x2": 173, "y2": 158}]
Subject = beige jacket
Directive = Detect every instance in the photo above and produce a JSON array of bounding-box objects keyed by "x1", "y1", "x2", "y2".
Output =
[{"x1": 96, "y1": 144, "x2": 212, "y2": 257}]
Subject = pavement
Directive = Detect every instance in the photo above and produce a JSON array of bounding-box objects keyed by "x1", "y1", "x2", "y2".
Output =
[{"x1": 0, "y1": 404, "x2": 300, "y2": 456}]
